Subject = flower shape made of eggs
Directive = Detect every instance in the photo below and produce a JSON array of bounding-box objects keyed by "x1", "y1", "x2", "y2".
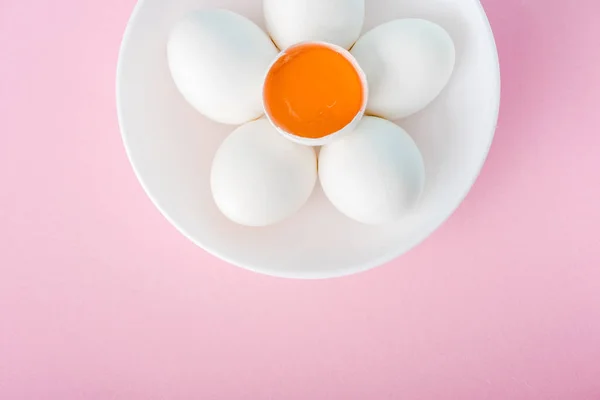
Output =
[{"x1": 167, "y1": 1, "x2": 455, "y2": 226}]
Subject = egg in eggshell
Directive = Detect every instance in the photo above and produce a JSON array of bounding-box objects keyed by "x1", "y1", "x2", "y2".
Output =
[
  {"x1": 351, "y1": 19, "x2": 455, "y2": 120},
  {"x1": 263, "y1": 0, "x2": 365, "y2": 50},
  {"x1": 211, "y1": 119, "x2": 318, "y2": 227},
  {"x1": 318, "y1": 116, "x2": 426, "y2": 225},
  {"x1": 167, "y1": 9, "x2": 278, "y2": 125}
]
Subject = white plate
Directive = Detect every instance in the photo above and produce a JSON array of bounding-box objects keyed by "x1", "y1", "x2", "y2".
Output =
[{"x1": 116, "y1": 0, "x2": 500, "y2": 279}]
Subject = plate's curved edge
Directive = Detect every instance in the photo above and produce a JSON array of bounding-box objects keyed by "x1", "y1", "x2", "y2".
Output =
[
  {"x1": 338, "y1": 0, "x2": 502, "y2": 280},
  {"x1": 116, "y1": 0, "x2": 251, "y2": 276},
  {"x1": 292, "y1": 0, "x2": 502, "y2": 280}
]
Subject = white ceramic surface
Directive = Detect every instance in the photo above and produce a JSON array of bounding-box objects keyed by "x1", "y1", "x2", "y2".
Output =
[{"x1": 116, "y1": 0, "x2": 500, "y2": 279}]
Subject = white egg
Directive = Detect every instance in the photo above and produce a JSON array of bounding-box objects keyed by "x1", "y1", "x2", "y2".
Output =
[
  {"x1": 319, "y1": 116, "x2": 425, "y2": 225},
  {"x1": 211, "y1": 119, "x2": 317, "y2": 227},
  {"x1": 351, "y1": 19, "x2": 455, "y2": 120},
  {"x1": 167, "y1": 9, "x2": 278, "y2": 125},
  {"x1": 264, "y1": 0, "x2": 364, "y2": 50}
]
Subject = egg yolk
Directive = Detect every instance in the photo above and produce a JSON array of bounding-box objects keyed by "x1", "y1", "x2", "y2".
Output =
[{"x1": 263, "y1": 43, "x2": 364, "y2": 139}]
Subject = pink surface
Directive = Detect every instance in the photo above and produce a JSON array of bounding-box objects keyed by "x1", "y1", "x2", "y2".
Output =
[{"x1": 1, "y1": 0, "x2": 600, "y2": 398}]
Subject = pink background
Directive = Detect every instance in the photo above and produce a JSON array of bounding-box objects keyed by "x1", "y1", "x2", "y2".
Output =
[{"x1": 1, "y1": 0, "x2": 600, "y2": 398}]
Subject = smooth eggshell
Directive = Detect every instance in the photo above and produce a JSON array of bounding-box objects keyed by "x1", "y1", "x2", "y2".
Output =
[
  {"x1": 167, "y1": 9, "x2": 278, "y2": 125},
  {"x1": 318, "y1": 116, "x2": 425, "y2": 225},
  {"x1": 211, "y1": 119, "x2": 317, "y2": 227},
  {"x1": 264, "y1": 0, "x2": 364, "y2": 50},
  {"x1": 351, "y1": 19, "x2": 455, "y2": 120}
]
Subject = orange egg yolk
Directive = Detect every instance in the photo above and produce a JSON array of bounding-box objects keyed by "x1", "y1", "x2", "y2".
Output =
[{"x1": 263, "y1": 43, "x2": 364, "y2": 139}]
